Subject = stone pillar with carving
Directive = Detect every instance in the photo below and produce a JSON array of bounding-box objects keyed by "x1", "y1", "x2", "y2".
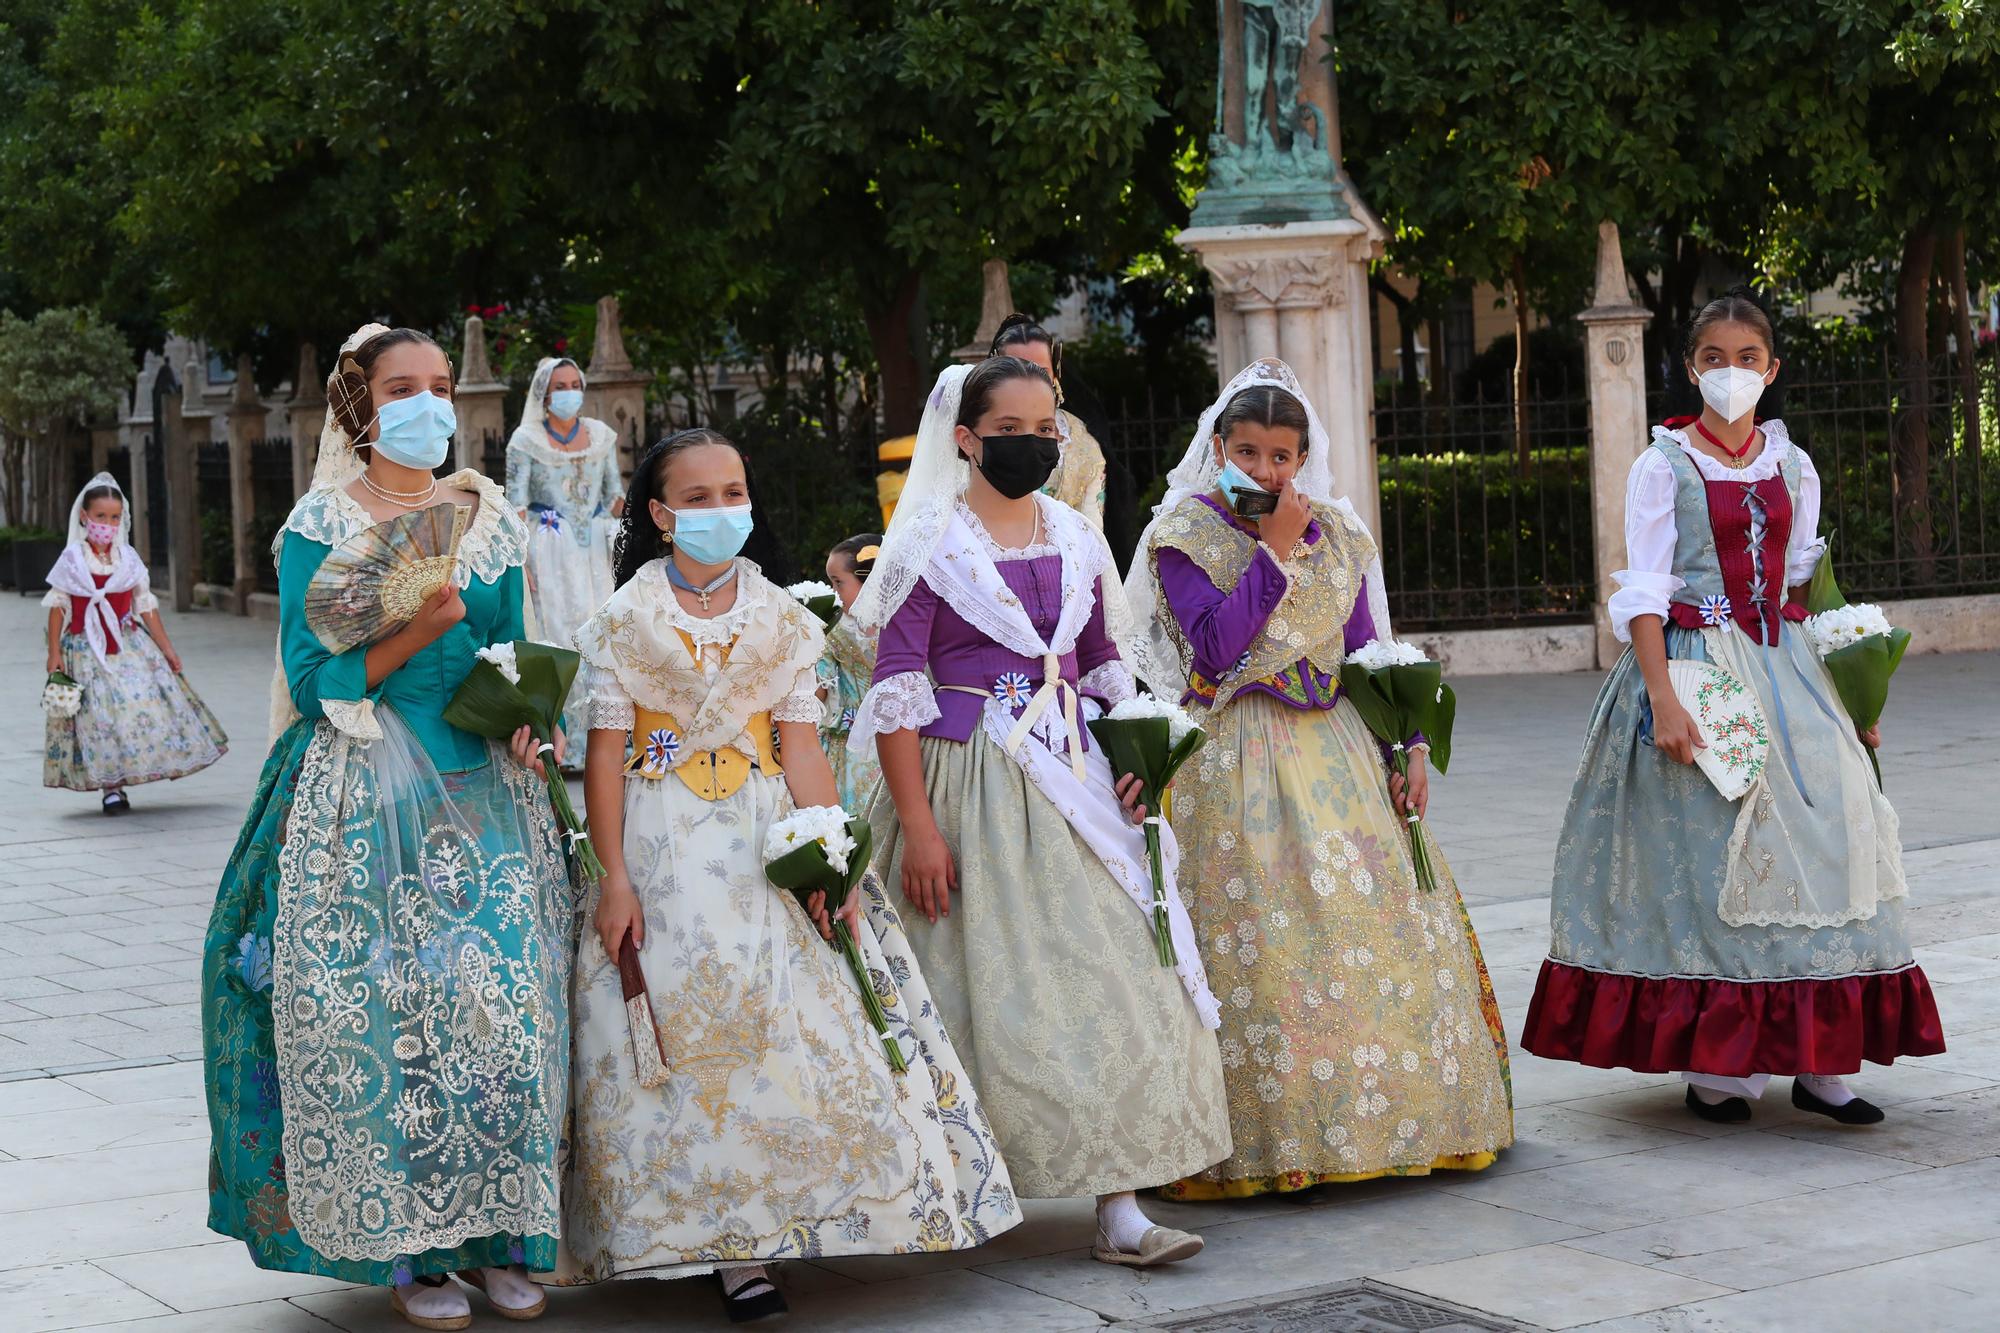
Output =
[
  {"x1": 454, "y1": 316, "x2": 510, "y2": 476},
  {"x1": 225, "y1": 354, "x2": 262, "y2": 613},
  {"x1": 164, "y1": 367, "x2": 200, "y2": 613},
  {"x1": 584, "y1": 296, "x2": 652, "y2": 477},
  {"x1": 1578, "y1": 221, "x2": 1653, "y2": 668},
  {"x1": 287, "y1": 343, "x2": 325, "y2": 498},
  {"x1": 1178, "y1": 1, "x2": 1390, "y2": 533}
]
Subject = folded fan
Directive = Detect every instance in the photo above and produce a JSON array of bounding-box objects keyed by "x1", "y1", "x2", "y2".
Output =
[
  {"x1": 304, "y1": 502, "x2": 469, "y2": 654},
  {"x1": 1666, "y1": 659, "x2": 1770, "y2": 801}
]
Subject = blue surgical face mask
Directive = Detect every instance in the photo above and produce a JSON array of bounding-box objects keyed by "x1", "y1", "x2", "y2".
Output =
[
  {"x1": 547, "y1": 388, "x2": 585, "y2": 420},
  {"x1": 1218, "y1": 458, "x2": 1278, "y2": 516},
  {"x1": 671, "y1": 503, "x2": 755, "y2": 565},
  {"x1": 370, "y1": 391, "x2": 456, "y2": 470}
]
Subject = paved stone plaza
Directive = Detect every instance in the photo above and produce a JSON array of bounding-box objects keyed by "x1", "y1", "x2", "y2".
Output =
[{"x1": 0, "y1": 595, "x2": 1994, "y2": 1331}]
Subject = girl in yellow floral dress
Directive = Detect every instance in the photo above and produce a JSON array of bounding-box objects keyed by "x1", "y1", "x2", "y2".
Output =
[{"x1": 1125, "y1": 360, "x2": 1513, "y2": 1199}]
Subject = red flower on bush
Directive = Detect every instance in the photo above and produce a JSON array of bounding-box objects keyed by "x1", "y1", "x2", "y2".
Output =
[{"x1": 554, "y1": 338, "x2": 568, "y2": 353}]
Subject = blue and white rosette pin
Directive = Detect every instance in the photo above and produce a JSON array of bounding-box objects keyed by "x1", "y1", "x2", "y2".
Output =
[{"x1": 1698, "y1": 593, "x2": 1733, "y2": 631}]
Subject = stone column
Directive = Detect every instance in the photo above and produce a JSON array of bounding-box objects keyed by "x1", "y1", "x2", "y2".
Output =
[
  {"x1": 225, "y1": 354, "x2": 261, "y2": 614},
  {"x1": 1179, "y1": 214, "x2": 1389, "y2": 533},
  {"x1": 162, "y1": 368, "x2": 200, "y2": 613},
  {"x1": 287, "y1": 343, "x2": 325, "y2": 497},
  {"x1": 1577, "y1": 220, "x2": 1653, "y2": 668},
  {"x1": 454, "y1": 316, "x2": 509, "y2": 476},
  {"x1": 584, "y1": 296, "x2": 653, "y2": 476}
]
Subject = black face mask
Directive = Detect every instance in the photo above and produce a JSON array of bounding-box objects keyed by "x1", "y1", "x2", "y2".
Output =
[{"x1": 973, "y1": 433, "x2": 1061, "y2": 500}]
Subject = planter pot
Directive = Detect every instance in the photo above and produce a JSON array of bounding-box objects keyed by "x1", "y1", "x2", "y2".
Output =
[
  {"x1": 0, "y1": 540, "x2": 15, "y2": 589},
  {"x1": 14, "y1": 538, "x2": 64, "y2": 595}
]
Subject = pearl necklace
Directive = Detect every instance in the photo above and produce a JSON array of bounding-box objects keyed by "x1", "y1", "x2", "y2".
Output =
[{"x1": 360, "y1": 470, "x2": 438, "y2": 507}]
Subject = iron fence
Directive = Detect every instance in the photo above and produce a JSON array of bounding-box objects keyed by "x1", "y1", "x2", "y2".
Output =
[
  {"x1": 1758, "y1": 352, "x2": 1999, "y2": 601},
  {"x1": 250, "y1": 439, "x2": 292, "y2": 592},
  {"x1": 1370, "y1": 378, "x2": 1595, "y2": 630}
]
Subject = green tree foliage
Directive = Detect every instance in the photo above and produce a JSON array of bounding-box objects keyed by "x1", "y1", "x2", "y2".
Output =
[{"x1": 0, "y1": 306, "x2": 133, "y2": 527}]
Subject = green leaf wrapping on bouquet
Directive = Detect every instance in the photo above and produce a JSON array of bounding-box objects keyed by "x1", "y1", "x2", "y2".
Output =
[
  {"x1": 1085, "y1": 715, "x2": 1172, "y2": 808},
  {"x1": 47, "y1": 670, "x2": 75, "y2": 688},
  {"x1": 803, "y1": 595, "x2": 840, "y2": 630},
  {"x1": 1160, "y1": 725, "x2": 1208, "y2": 789},
  {"x1": 762, "y1": 816, "x2": 903, "y2": 1071},
  {"x1": 441, "y1": 659, "x2": 537, "y2": 738},
  {"x1": 514, "y1": 642, "x2": 581, "y2": 737},
  {"x1": 1336, "y1": 664, "x2": 1404, "y2": 748},
  {"x1": 1806, "y1": 529, "x2": 1848, "y2": 614},
  {"x1": 1820, "y1": 628, "x2": 1912, "y2": 732},
  {"x1": 1429, "y1": 683, "x2": 1457, "y2": 775}
]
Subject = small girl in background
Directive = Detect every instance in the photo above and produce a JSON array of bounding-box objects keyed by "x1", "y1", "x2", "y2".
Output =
[
  {"x1": 818, "y1": 532, "x2": 884, "y2": 812},
  {"x1": 43, "y1": 472, "x2": 226, "y2": 812}
]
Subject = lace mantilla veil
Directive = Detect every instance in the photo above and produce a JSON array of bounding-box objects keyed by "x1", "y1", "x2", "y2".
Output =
[
  {"x1": 1121, "y1": 358, "x2": 1393, "y2": 694},
  {"x1": 847, "y1": 362, "x2": 1138, "y2": 661}
]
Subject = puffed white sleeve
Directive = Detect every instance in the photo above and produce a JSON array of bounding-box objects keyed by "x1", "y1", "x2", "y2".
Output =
[
  {"x1": 1786, "y1": 447, "x2": 1827, "y2": 588},
  {"x1": 1606, "y1": 450, "x2": 1687, "y2": 644},
  {"x1": 771, "y1": 655, "x2": 827, "y2": 725},
  {"x1": 580, "y1": 660, "x2": 635, "y2": 733},
  {"x1": 132, "y1": 583, "x2": 160, "y2": 615}
]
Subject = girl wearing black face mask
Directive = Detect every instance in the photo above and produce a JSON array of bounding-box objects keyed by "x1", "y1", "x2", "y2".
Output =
[{"x1": 850, "y1": 356, "x2": 1232, "y2": 1269}]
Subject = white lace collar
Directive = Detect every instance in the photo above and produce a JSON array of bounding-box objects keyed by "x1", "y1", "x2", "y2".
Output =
[
  {"x1": 955, "y1": 495, "x2": 1062, "y2": 560},
  {"x1": 635, "y1": 557, "x2": 764, "y2": 647},
  {"x1": 505, "y1": 418, "x2": 616, "y2": 467},
  {"x1": 278, "y1": 469, "x2": 528, "y2": 584},
  {"x1": 1652, "y1": 418, "x2": 1795, "y2": 482}
]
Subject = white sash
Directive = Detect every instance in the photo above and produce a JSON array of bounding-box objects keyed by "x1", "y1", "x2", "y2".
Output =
[
  {"x1": 922, "y1": 502, "x2": 1220, "y2": 1028},
  {"x1": 46, "y1": 542, "x2": 147, "y2": 668}
]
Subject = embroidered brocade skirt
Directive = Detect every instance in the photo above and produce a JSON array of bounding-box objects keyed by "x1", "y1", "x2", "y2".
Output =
[
  {"x1": 1523, "y1": 626, "x2": 1943, "y2": 1075},
  {"x1": 562, "y1": 769, "x2": 1019, "y2": 1282},
  {"x1": 523, "y1": 514, "x2": 616, "y2": 743},
  {"x1": 871, "y1": 729, "x2": 1233, "y2": 1198},
  {"x1": 1158, "y1": 693, "x2": 1513, "y2": 1200},
  {"x1": 46, "y1": 627, "x2": 226, "y2": 790},
  {"x1": 201, "y1": 713, "x2": 573, "y2": 1283}
]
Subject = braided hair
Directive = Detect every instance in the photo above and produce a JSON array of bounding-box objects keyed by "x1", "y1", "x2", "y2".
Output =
[{"x1": 610, "y1": 428, "x2": 739, "y2": 588}]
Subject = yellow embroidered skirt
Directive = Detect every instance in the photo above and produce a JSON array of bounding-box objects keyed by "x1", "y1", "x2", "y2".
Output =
[{"x1": 1159, "y1": 692, "x2": 1513, "y2": 1201}]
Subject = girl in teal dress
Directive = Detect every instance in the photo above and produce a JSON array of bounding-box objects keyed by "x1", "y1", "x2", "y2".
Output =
[
  {"x1": 202, "y1": 324, "x2": 574, "y2": 1331},
  {"x1": 816, "y1": 532, "x2": 885, "y2": 812}
]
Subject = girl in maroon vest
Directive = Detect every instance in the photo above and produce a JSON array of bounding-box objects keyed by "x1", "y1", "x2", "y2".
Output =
[{"x1": 42, "y1": 472, "x2": 225, "y2": 811}]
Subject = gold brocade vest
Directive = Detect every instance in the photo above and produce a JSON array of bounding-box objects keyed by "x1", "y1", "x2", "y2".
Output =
[
  {"x1": 625, "y1": 630, "x2": 784, "y2": 801},
  {"x1": 1150, "y1": 493, "x2": 1376, "y2": 712}
]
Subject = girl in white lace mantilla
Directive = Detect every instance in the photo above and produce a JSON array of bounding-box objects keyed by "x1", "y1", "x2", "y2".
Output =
[
  {"x1": 42, "y1": 471, "x2": 226, "y2": 807},
  {"x1": 203, "y1": 325, "x2": 570, "y2": 1331},
  {"x1": 566, "y1": 430, "x2": 1019, "y2": 1318},
  {"x1": 851, "y1": 357, "x2": 1231, "y2": 1269},
  {"x1": 506, "y1": 355, "x2": 624, "y2": 746}
]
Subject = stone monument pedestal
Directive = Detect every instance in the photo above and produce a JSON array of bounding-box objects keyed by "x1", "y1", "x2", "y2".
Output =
[
  {"x1": 1179, "y1": 215, "x2": 1388, "y2": 532},
  {"x1": 585, "y1": 296, "x2": 652, "y2": 477}
]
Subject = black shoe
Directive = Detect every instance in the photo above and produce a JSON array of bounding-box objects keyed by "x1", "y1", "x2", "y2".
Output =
[
  {"x1": 1792, "y1": 1078, "x2": 1885, "y2": 1125},
  {"x1": 1685, "y1": 1084, "x2": 1751, "y2": 1123},
  {"x1": 101, "y1": 790, "x2": 130, "y2": 815},
  {"x1": 717, "y1": 1268, "x2": 787, "y2": 1323}
]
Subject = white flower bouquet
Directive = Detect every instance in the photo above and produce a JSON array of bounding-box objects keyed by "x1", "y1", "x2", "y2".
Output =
[
  {"x1": 1087, "y1": 692, "x2": 1208, "y2": 966},
  {"x1": 40, "y1": 671, "x2": 81, "y2": 720},
  {"x1": 764, "y1": 805, "x2": 905, "y2": 1072},
  {"x1": 1338, "y1": 638, "x2": 1459, "y2": 894},
  {"x1": 785, "y1": 579, "x2": 841, "y2": 629},
  {"x1": 1803, "y1": 536, "x2": 1909, "y2": 788}
]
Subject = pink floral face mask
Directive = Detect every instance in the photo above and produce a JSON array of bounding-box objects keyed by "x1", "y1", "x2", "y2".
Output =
[{"x1": 84, "y1": 519, "x2": 119, "y2": 547}]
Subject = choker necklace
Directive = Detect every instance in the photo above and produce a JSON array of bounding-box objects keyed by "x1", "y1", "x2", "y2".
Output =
[
  {"x1": 664, "y1": 557, "x2": 738, "y2": 611},
  {"x1": 360, "y1": 471, "x2": 438, "y2": 506},
  {"x1": 1692, "y1": 418, "x2": 1759, "y2": 469},
  {"x1": 545, "y1": 415, "x2": 582, "y2": 446}
]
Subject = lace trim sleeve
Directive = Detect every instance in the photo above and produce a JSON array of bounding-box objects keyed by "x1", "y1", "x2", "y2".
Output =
[
  {"x1": 131, "y1": 583, "x2": 159, "y2": 616},
  {"x1": 1079, "y1": 660, "x2": 1137, "y2": 706},
  {"x1": 580, "y1": 661, "x2": 634, "y2": 732},
  {"x1": 850, "y1": 670, "x2": 939, "y2": 741},
  {"x1": 771, "y1": 691, "x2": 825, "y2": 725}
]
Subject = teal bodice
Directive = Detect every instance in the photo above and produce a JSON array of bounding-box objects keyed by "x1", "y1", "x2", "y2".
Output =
[{"x1": 279, "y1": 528, "x2": 525, "y2": 773}]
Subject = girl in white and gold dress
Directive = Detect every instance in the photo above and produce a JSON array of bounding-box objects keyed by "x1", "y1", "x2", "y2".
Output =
[{"x1": 567, "y1": 429, "x2": 1019, "y2": 1321}]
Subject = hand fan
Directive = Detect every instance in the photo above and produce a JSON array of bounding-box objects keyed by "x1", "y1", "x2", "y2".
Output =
[
  {"x1": 1666, "y1": 659, "x2": 1770, "y2": 800},
  {"x1": 619, "y1": 936, "x2": 670, "y2": 1088},
  {"x1": 304, "y1": 502, "x2": 469, "y2": 654}
]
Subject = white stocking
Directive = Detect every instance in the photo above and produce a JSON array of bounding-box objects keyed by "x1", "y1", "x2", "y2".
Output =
[
  {"x1": 1682, "y1": 1071, "x2": 1770, "y2": 1101},
  {"x1": 1096, "y1": 1191, "x2": 1154, "y2": 1251},
  {"x1": 393, "y1": 1275, "x2": 469, "y2": 1322},
  {"x1": 1796, "y1": 1072, "x2": 1857, "y2": 1106}
]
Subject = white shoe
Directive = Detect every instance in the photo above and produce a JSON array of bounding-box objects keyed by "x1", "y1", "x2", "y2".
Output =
[
  {"x1": 461, "y1": 1264, "x2": 548, "y2": 1320},
  {"x1": 390, "y1": 1277, "x2": 471, "y2": 1331}
]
